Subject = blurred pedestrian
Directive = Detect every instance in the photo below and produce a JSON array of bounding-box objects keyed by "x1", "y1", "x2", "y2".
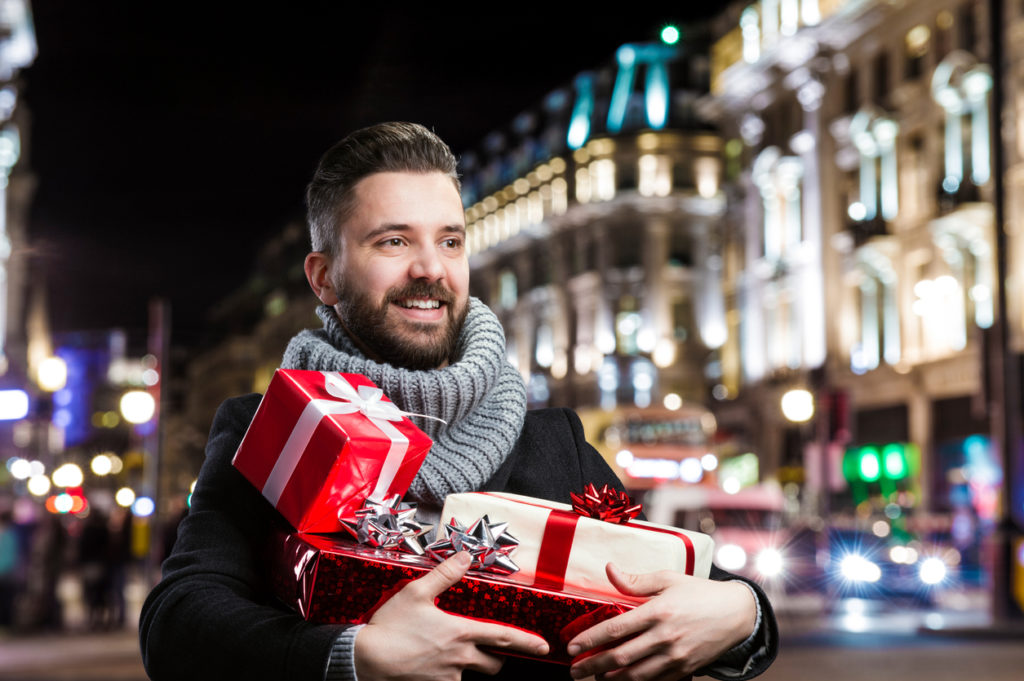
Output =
[
  {"x1": 0, "y1": 509, "x2": 20, "y2": 630},
  {"x1": 78, "y1": 510, "x2": 112, "y2": 629},
  {"x1": 108, "y1": 508, "x2": 133, "y2": 628}
]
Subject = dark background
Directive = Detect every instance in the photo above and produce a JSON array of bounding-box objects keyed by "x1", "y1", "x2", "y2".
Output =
[{"x1": 23, "y1": 3, "x2": 716, "y2": 346}]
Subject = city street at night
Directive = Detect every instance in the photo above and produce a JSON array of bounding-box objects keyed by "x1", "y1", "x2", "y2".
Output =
[
  {"x1": 1, "y1": 607, "x2": 1022, "y2": 681},
  {"x1": 4, "y1": 1, "x2": 1024, "y2": 680}
]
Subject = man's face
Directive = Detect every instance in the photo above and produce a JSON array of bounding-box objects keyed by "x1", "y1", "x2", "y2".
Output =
[{"x1": 329, "y1": 171, "x2": 470, "y2": 370}]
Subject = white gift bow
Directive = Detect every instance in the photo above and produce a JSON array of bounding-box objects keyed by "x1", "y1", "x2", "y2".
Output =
[{"x1": 262, "y1": 372, "x2": 443, "y2": 510}]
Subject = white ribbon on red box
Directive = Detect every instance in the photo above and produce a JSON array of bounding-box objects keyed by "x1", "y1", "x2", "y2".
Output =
[{"x1": 262, "y1": 372, "x2": 414, "y2": 508}]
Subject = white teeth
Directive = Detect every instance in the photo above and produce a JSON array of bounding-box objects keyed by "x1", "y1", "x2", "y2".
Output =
[{"x1": 399, "y1": 299, "x2": 440, "y2": 309}]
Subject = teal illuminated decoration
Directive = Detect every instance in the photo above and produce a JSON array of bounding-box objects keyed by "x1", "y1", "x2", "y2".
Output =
[
  {"x1": 661, "y1": 25, "x2": 680, "y2": 45},
  {"x1": 607, "y1": 43, "x2": 679, "y2": 135},
  {"x1": 567, "y1": 73, "x2": 595, "y2": 150}
]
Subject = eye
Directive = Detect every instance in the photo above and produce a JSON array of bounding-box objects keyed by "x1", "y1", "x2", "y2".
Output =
[
  {"x1": 379, "y1": 237, "x2": 405, "y2": 248},
  {"x1": 441, "y1": 237, "x2": 463, "y2": 249}
]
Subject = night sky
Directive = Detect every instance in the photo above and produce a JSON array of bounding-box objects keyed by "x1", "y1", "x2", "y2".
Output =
[{"x1": 24, "y1": 3, "x2": 717, "y2": 350}]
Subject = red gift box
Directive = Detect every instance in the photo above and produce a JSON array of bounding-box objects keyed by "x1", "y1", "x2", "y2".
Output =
[
  {"x1": 268, "y1": 531, "x2": 641, "y2": 665},
  {"x1": 232, "y1": 370, "x2": 433, "y2": 534}
]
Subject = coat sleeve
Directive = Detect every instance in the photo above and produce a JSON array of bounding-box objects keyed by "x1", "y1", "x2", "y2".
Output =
[{"x1": 139, "y1": 395, "x2": 344, "y2": 681}]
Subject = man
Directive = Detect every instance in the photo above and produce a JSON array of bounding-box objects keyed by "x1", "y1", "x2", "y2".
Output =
[{"x1": 140, "y1": 123, "x2": 777, "y2": 681}]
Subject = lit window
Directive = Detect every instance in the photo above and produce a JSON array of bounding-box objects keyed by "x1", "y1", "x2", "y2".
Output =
[
  {"x1": 592, "y1": 159, "x2": 616, "y2": 201},
  {"x1": 498, "y1": 270, "x2": 517, "y2": 310},
  {"x1": 638, "y1": 154, "x2": 672, "y2": 197},
  {"x1": 575, "y1": 167, "x2": 592, "y2": 203},
  {"x1": 551, "y1": 177, "x2": 568, "y2": 214}
]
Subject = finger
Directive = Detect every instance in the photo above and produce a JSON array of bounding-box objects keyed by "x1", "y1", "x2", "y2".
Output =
[
  {"x1": 471, "y1": 619, "x2": 550, "y2": 657},
  {"x1": 463, "y1": 648, "x2": 506, "y2": 676},
  {"x1": 570, "y1": 630, "x2": 659, "y2": 679},
  {"x1": 409, "y1": 551, "x2": 472, "y2": 599},
  {"x1": 596, "y1": 663, "x2": 685, "y2": 681},
  {"x1": 567, "y1": 605, "x2": 653, "y2": 657},
  {"x1": 606, "y1": 563, "x2": 675, "y2": 598}
]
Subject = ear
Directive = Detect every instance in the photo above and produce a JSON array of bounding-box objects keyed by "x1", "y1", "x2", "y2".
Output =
[{"x1": 304, "y1": 252, "x2": 340, "y2": 306}]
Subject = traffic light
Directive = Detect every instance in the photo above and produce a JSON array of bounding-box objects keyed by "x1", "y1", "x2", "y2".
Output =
[{"x1": 843, "y1": 442, "x2": 919, "y2": 502}]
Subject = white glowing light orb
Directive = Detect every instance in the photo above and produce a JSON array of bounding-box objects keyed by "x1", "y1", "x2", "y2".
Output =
[
  {"x1": 91, "y1": 454, "x2": 113, "y2": 476},
  {"x1": 0, "y1": 390, "x2": 29, "y2": 420},
  {"x1": 54, "y1": 493, "x2": 74, "y2": 513},
  {"x1": 115, "y1": 487, "x2": 136, "y2": 508},
  {"x1": 679, "y1": 457, "x2": 704, "y2": 483},
  {"x1": 840, "y1": 555, "x2": 881, "y2": 583},
  {"x1": 52, "y1": 463, "x2": 84, "y2": 488},
  {"x1": 701, "y1": 453, "x2": 719, "y2": 471},
  {"x1": 717, "y1": 544, "x2": 747, "y2": 571},
  {"x1": 38, "y1": 357, "x2": 68, "y2": 392},
  {"x1": 132, "y1": 496, "x2": 156, "y2": 517},
  {"x1": 9, "y1": 457, "x2": 30, "y2": 480},
  {"x1": 27, "y1": 474, "x2": 51, "y2": 496},
  {"x1": 756, "y1": 549, "x2": 784, "y2": 577},
  {"x1": 722, "y1": 477, "x2": 742, "y2": 494},
  {"x1": 781, "y1": 389, "x2": 814, "y2": 423},
  {"x1": 919, "y1": 557, "x2": 947, "y2": 585},
  {"x1": 121, "y1": 390, "x2": 156, "y2": 424},
  {"x1": 663, "y1": 393, "x2": 683, "y2": 411}
]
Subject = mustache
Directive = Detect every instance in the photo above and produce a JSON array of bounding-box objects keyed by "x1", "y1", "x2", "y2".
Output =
[{"x1": 384, "y1": 281, "x2": 456, "y2": 306}]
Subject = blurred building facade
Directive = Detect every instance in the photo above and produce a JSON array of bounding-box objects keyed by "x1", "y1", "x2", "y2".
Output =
[
  {"x1": 701, "y1": 0, "x2": 1021, "y2": 564},
  {"x1": 165, "y1": 2, "x2": 1022, "y2": 552},
  {"x1": 457, "y1": 29, "x2": 733, "y2": 489}
]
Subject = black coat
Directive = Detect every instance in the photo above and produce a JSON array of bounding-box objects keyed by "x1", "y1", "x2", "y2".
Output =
[{"x1": 140, "y1": 395, "x2": 777, "y2": 681}]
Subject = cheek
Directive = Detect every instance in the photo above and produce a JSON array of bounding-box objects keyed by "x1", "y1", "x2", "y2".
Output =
[{"x1": 447, "y1": 261, "x2": 470, "y2": 297}]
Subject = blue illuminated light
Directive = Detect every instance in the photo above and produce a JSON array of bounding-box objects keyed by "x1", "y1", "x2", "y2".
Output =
[{"x1": 567, "y1": 74, "x2": 595, "y2": 150}]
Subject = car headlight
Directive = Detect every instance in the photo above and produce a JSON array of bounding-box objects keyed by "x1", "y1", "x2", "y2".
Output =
[
  {"x1": 755, "y1": 548, "x2": 784, "y2": 578},
  {"x1": 717, "y1": 544, "x2": 747, "y2": 571},
  {"x1": 840, "y1": 554, "x2": 881, "y2": 583},
  {"x1": 919, "y1": 557, "x2": 947, "y2": 585}
]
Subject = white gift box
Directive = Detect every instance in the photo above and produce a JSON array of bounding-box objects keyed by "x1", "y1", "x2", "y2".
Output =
[{"x1": 438, "y1": 491, "x2": 714, "y2": 600}]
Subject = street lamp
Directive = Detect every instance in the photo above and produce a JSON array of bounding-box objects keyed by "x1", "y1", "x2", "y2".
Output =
[
  {"x1": 781, "y1": 388, "x2": 815, "y2": 423},
  {"x1": 37, "y1": 356, "x2": 67, "y2": 392},
  {"x1": 120, "y1": 390, "x2": 155, "y2": 424}
]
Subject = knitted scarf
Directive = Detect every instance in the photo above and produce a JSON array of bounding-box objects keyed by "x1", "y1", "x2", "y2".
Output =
[{"x1": 281, "y1": 298, "x2": 527, "y2": 507}]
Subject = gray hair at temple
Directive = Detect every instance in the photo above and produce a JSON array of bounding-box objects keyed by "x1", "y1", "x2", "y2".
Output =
[{"x1": 305, "y1": 122, "x2": 461, "y2": 256}]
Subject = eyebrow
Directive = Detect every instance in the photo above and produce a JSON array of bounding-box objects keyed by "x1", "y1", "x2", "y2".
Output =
[{"x1": 360, "y1": 223, "x2": 466, "y2": 244}]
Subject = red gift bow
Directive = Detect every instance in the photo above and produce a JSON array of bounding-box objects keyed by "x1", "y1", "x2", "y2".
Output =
[{"x1": 569, "y1": 483, "x2": 642, "y2": 524}]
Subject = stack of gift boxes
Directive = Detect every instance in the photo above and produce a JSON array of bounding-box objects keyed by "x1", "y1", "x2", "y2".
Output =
[{"x1": 233, "y1": 369, "x2": 714, "y2": 665}]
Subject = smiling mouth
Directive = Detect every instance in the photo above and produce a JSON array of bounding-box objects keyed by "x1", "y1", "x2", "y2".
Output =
[{"x1": 396, "y1": 298, "x2": 442, "y2": 310}]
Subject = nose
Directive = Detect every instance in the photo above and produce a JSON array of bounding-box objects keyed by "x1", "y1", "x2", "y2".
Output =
[{"x1": 408, "y1": 244, "x2": 445, "y2": 281}]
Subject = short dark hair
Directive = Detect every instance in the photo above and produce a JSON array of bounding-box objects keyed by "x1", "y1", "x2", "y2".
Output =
[{"x1": 306, "y1": 122, "x2": 460, "y2": 256}]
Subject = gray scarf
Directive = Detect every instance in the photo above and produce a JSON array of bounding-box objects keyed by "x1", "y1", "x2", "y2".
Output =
[{"x1": 281, "y1": 298, "x2": 527, "y2": 507}]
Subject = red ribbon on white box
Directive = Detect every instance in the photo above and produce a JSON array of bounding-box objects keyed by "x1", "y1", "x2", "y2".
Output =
[{"x1": 262, "y1": 372, "x2": 428, "y2": 508}]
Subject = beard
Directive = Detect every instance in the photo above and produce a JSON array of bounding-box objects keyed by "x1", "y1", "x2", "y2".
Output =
[{"x1": 333, "y1": 276, "x2": 469, "y2": 370}]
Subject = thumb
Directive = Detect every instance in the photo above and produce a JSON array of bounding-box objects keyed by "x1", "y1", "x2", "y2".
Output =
[
  {"x1": 606, "y1": 562, "x2": 672, "y2": 598},
  {"x1": 414, "y1": 551, "x2": 473, "y2": 599}
]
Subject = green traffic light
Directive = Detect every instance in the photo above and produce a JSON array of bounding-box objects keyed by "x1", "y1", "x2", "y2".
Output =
[
  {"x1": 858, "y1": 446, "x2": 881, "y2": 482},
  {"x1": 661, "y1": 25, "x2": 680, "y2": 45},
  {"x1": 883, "y1": 443, "x2": 908, "y2": 480}
]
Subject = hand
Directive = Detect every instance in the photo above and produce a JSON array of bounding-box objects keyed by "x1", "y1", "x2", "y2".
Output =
[
  {"x1": 566, "y1": 564, "x2": 756, "y2": 681},
  {"x1": 354, "y1": 551, "x2": 550, "y2": 681}
]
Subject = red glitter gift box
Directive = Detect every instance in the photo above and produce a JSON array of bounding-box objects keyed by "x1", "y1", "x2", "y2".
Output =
[
  {"x1": 232, "y1": 370, "x2": 433, "y2": 534},
  {"x1": 268, "y1": 531, "x2": 641, "y2": 665}
]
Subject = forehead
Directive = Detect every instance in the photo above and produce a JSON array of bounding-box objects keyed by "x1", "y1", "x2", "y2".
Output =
[{"x1": 343, "y1": 171, "x2": 464, "y2": 235}]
